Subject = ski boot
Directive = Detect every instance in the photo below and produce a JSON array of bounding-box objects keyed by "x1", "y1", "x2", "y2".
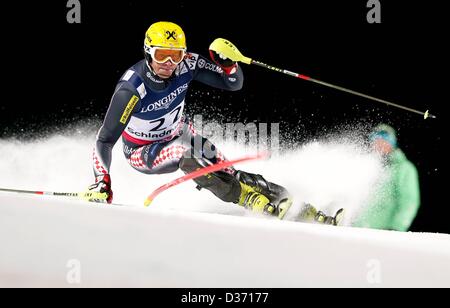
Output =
[
  {"x1": 298, "y1": 203, "x2": 344, "y2": 226},
  {"x1": 238, "y1": 182, "x2": 273, "y2": 213},
  {"x1": 235, "y1": 171, "x2": 293, "y2": 220}
]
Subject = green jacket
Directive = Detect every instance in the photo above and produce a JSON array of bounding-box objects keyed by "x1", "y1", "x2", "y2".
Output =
[{"x1": 353, "y1": 149, "x2": 420, "y2": 231}]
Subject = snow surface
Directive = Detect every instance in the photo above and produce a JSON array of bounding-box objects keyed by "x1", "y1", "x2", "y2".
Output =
[
  {"x1": 1, "y1": 131, "x2": 449, "y2": 287},
  {"x1": 1, "y1": 194, "x2": 450, "y2": 287}
]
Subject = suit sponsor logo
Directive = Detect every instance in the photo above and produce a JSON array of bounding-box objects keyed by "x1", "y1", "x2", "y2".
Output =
[
  {"x1": 176, "y1": 63, "x2": 189, "y2": 76},
  {"x1": 141, "y1": 83, "x2": 188, "y2": 113},
  {"x1": 146, "y1": 71, "x2": 164, "y2": 84},
  {"x1": 127, "y1": 127, "x2": 174, "y2": 139},
  {"x1": 166, "y1": 30, "x2": 177, "y2": 40},
  {"x1": 120, "y1": 95, "x2": 139, "y2": 124},
  {"x1": 198, "y1": 59, "x2": 206, "y2": 69},
  {"x1": 185, "y1": 53, "x2": 198, "y2": 71},
  {"x1": 203, "y1": 62, "x2": 223, "y2": 74}
]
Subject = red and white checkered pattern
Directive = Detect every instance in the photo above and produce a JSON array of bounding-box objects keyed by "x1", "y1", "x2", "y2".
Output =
[
  {"x1": 216, "y1": 151, "x2": 236, "y2": 175},
  {"x1": 128, "y1": 147, "x2": 149, "y2": 171},
  {"x1": 152, "y1": 145, "x2": 187, "y2": 169},
  {"x1": 93, "y1": 148, "x2": 108, "y2": 176}
]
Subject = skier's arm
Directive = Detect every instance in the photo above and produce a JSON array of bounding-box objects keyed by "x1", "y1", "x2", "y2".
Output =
[
  {"x1": 192, "y1": 54, "x2": 244, "y2": 91},
  {"x1": 390, "y1": 162, "x2": 421, "y2": 231},
  {"x1": 93, "y1": 84, "x2": 141, "y2": 178}
]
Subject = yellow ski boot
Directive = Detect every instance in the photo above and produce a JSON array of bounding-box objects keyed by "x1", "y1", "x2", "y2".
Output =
[{"x1": 238, "y1": 182, "x2": 293, "y2": 219}]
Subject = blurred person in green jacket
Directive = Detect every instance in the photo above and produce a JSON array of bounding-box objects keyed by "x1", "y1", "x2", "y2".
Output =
[{"x1": 353, "y1": 124, "x2": 421, "y2": 231}]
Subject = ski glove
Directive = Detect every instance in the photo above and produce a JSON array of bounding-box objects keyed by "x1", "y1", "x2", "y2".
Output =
[
  {"x1": 88, "y1": 174, "x2": 113, "y2": 204},
  {"x1": 209, "y1": 38, "x2": 240, "y2": 75}
]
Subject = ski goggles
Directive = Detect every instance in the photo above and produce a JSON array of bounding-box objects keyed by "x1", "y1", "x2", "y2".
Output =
[{"x1": 146, "y1": 46, "x2": 186, "y2": 64}]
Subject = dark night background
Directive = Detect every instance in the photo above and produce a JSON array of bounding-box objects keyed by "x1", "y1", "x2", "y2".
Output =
[{"x1": 1, "y1": 1, "x2": 447, "y2": 233}]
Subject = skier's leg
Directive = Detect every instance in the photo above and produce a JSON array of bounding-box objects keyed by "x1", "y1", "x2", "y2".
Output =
[
  {"x1": 123, "y1": 138, "x2": 190, "y2": 175},
  {"x1": 178, "y1": 143, "x2": 275, "y2": 214},
  {"x1": 178, "y1": 148, "x2": 241, "y2": 203},
  {"x1": 178, "y1": 124, "x2": 290, "y2": 216}
]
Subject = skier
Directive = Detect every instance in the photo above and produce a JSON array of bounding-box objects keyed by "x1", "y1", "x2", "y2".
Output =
[{"x1": 87, "y1": 21, "x2": 339, "y2": 223}]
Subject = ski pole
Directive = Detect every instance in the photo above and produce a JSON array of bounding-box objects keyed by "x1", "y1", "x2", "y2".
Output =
[
  {"x1": 211, "y1": 39, "x2": 436, "y2": 119},
  {"x1": 250, "y1": 60, "x2": 436, "y2": 119},
  {"x1": 0, "y1": 187, "x2": 107, "y2": 201},
  {"x1": 144, "y1": 153, "x2": 268, "y2": 207}
]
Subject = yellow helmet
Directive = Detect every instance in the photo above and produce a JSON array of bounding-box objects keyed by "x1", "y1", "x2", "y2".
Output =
[{"x1": 144, "y1": 21, "x2": 186, "y2": 50}]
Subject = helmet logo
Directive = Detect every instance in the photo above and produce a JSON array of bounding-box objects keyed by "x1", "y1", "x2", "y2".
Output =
[{"x1": 166, "y1": 30, "x2": 177, "y2": 40}]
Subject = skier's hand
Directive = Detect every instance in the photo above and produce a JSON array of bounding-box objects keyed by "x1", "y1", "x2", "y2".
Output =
[
  {"x1": 88, "y1": 174, "x2": 113, "y2": 204},
  {"x1": 209, "y1": 38, "x2": 239, "y2": 75}
]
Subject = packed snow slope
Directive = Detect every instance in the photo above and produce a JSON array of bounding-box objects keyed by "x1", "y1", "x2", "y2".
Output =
[
  {"x1": 1, "y1": 130, "x2": 449, "y2": 287},
  {"x1": 1, "y1": 194, "x2": 450, "y2": 287}
]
